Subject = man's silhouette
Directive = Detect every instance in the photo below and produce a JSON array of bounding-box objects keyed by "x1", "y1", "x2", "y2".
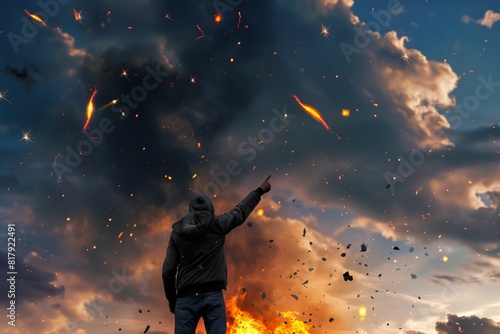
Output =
[{"x1": 162, "y1": 175, "x2": 272, "y2": 334}]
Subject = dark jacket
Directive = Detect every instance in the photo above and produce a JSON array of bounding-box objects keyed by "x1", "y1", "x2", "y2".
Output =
[{"x1": 162, "y1": 188, "x2": 264, "y2": 310}]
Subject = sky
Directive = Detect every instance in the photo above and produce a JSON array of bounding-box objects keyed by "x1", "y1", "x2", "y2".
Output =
[{"x1": 0, "y1": 0, "x2": 500, "y2": 333}]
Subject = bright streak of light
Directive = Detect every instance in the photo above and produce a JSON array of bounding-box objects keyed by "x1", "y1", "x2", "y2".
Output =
[
  {"x1": 73, "y1": 8, "x2": 83, "y2": 23},
  {"x1": 0, "y1": 89, "x2": 13, "y2": 104},
  {"x1": 195, "y1": 24, "x2": 205, "y2": 40},
  {"x1": 24, "y1": 9, "x2": 49, "y2": 27},
  {"x1": 291, "y1": 94, "x2": 331, "y2": 131},
  {"x1": 20, "y1": 129, "x2": 37, "y2": 145},
  {"x1": 83, "y1": 89, "x2": 98, "y2": 131},
  {"x1": 237, "y1": 12, "x2": 242, "y2": 28},
  {"x1": 97, "y1": 99, "x2": 118, "y2": 112}
]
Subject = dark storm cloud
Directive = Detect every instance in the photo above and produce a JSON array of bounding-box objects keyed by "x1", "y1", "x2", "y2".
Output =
[{"x1": 435, "y1": 314, "x2": 500, "y2": 334}]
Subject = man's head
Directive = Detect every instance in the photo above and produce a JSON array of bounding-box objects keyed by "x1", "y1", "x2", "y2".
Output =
[{"x1": 189, "y1": 194, "x2": 215, "y2": 215}]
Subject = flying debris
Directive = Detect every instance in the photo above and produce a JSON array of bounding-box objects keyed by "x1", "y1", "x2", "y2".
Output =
[
  {"x1": 290, "y1": 294, "x2": 298, "y2": 300},
  {"x1": 343, "y1": 271, "x2": 353, "y2": 281},
  {"x1": 83, "y1": 89, "x2": 98, "y2": 131},
  {"x1": 411, "y1": 273, "x2": 417, "y2": 279},
  {"x1": 195, "y1": 24, "x2": 205, "y2": 40},
  {"x1": 302, "y1": 228, "x2": 306, "y2": 237},
  {"x1": 247, "y1": 221, "x2": 253, "y2": 227},
  {"x1": 24, "y1": 9, "x2": 49, "y2": 27},
  {"x1": 73, "y1": 8, "x2": 84, "y2": 24},
  {"x1": 360, "y1": 243, "x2": 367, "y2": 252},
  {"x1": 393, "y1": 246, "x2": 400, "y2": 251},
  {"x1": 143, "y1": 324, "x2": 150, "y2": 333},
  {"x1": 291, "y1": 94, "x2": 331, "y2": 131}
]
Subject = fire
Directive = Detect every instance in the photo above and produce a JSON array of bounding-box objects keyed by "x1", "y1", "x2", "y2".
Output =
[
  {"x1": 226, "y1": 293, "x2": 310, "y2": 334},
  {"x1": 24, "y1": 9, "x2": 49, "y2": 27},
  {"x1": 83, "y1": 89, "x2": 98, "y2": 131},
  {"x1": 291, "y1": 94, "x2": 331, "y2": 131}
]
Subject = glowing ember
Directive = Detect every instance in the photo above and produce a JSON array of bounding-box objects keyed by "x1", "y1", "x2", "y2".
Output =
[
  {"x1": 83, "y1": 89, "x2": 98, "y2": 131},
  {"x1": 73, "y1": 8, "x2": 83, "y2": 23},
  {"x1": 341, "y1": 109, "x2": 350, "y2": 117},
  {"x1": 24, "y1": 9, "x2": 49, "y2": 27},
  {"x1": 291, "y1": 94, "x2": 331, "y2": 131},
  {"x1": 214, "y1": 13, "x2": 222, "y2": 23}
]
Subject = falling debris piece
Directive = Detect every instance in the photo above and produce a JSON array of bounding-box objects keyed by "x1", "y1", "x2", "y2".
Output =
[
  {"x1": 302, "y1": 280, "x2": 309, "y2": 285},
  {"x1": 269, "y1": 239, "x2": 274, "y2": 243},
  {"x1": 144, "y1": 324, "x2": 150, "y2": 333},
  {"x1": 409, "y1": 246, "x2": 415, "y2": 253},
  {"x1": 329, "y1": 317, "x2": 335, "y2": 323},
  {"x1": 290, "y1": 294, "x2": 298, "y2": 300},
  {"x1": 343, "y1": 271, "x2": 353, "y2": 281},
  {"x1": 341, "y1": 252, "x2": 346, "y2": 257},
  {"x1": 247, "y1": 221, "x2": 253, "y2": 227},
  {"x1": 322, "y1": 257, "x2": 326, "y2": 261},
  {"x1": 393, "y1": 246, "x2": 400, "y2": 250},
  {"x1": 411, "y1": 273, "x2": 417, "y2": 279},
  {"x1": 347, "y1": 244, "x2": 352, "y2": 249},
  {"x1": 138, "y1": 309, "x2": 142, "y2": 313},
  {"x1": 386, "y1": 184, "x2": 391, "y2": 189},
  {"x1": 83, "y1": 88, "x2": 98, "y2": 131},
  {"x1": 303, "y1": 228, "x2": 306, "y2": 237},
  {"x1": 360, "y1": 243, "x2": 367, "y2": 252},
  {"x1": 261, "y1": 292, "x2": 266, "y2": 299}
]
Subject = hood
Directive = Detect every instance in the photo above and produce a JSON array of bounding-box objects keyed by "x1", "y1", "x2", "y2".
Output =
[
  {"x1": 189, "y1": 194, "x2": 215, "y2": 215},
  {"x1": 172, "y1": 211, "x2": 213, "y2": 238}
]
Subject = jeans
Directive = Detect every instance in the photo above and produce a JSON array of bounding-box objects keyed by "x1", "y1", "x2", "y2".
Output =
[{"x1": 175, "y1": 290, "x2": 226, "y2": 334}]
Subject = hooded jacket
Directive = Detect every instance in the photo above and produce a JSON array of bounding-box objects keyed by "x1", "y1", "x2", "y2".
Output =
[{"x1": 162, "y1": 188, "x2": 264, "y2": 307}]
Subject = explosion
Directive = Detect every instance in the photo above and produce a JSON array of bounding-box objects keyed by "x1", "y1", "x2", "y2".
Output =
[{"x1": 226, "y1": 293, "x2": 310, "y2": 334}]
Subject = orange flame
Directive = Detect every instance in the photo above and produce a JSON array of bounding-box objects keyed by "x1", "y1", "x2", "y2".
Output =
[
  {"x1": 291, "y1": 94, "x2": 331, "y2": 131},
  {"x1": 226, "y1": 293, "x2": 310, "y2": 334},
  {"x1": 24, "y1": 9, "x2": 49, "y2": 27},
  {"x1": 83, "y1": 89, "x2": 98, "y2": 131},
  {"x1": 73, "y1": 8, "x2": 83, "y2": 23}
]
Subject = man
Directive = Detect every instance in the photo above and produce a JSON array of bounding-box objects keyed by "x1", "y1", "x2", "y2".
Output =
[{"x1": 162, "y1": 175, "x2": 272, "y2": 334}]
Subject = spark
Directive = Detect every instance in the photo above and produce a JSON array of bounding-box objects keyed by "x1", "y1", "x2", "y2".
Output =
[
  {"x1": 73, "y1": 8, "x2": 84, "y2": 24},
  {"x1": 97, "y1": 99, "x2": 118, "y2": 112},
  {"x1": 237, "y1": 12, "x2": 241, "y2": 28},
  {"x1": 319, "y1": 23, "x2": 332, "y2": 39},
  {"x1": 359, "y1": 306, "x2": 367, "y2": 318},
  {"x1": 189, "y1": 76, "x2": 198, "y2": 84},
  {"x1": 24, "y1": 9, "x2": 49, "y2": 28},
  {"x1": 119, "y1": 68, "x2": 129, "y2": 80},
  {"x1": 291, "y1": 94, "x2": 331, "y2": 131},
  {"x1": 341, "y1": 109, "x2": 350, "y2": 117},
  {"x1": 20, "y1": 129, "x2": 37, "y2": 145},
  {"x1": 214, "y1": 13, "x2": 222, "y2": 23},
  {"x1": 83, "y1": 89, "x2": 98, "y2": 131},
  {"x1": 400, "y1": 49, "x2": 413, "y2": 68},
  {"x1": 0, "y1": 89, "x2": 13, "y2": 104},
  {"x1": 164, "y1": 13, "x2": 174, "y2": 21},
  {"x1": 195, "y1": 24, "x2": 204, "y2": 40}
]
